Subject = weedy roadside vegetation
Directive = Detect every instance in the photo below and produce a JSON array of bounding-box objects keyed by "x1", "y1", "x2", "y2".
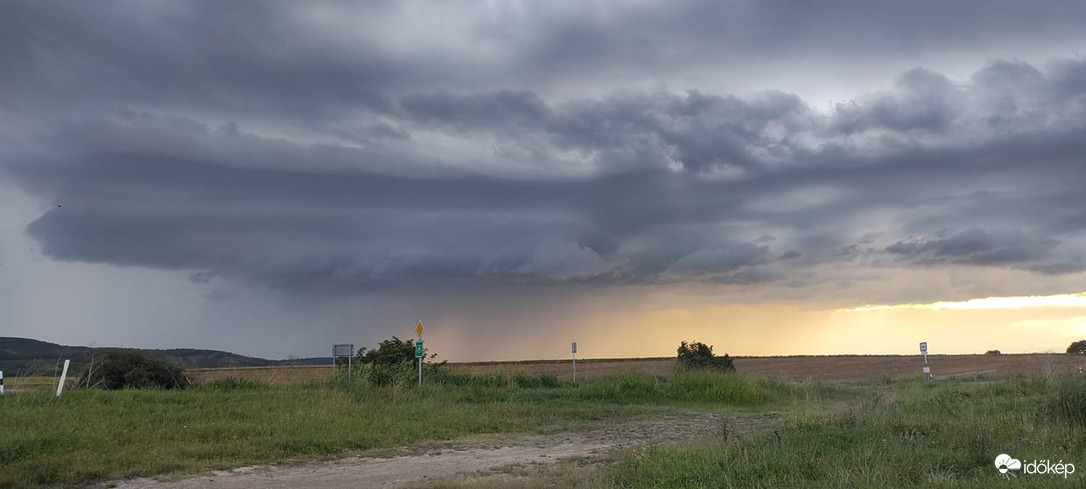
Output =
[
  {"x1": 0, "y1": 366, "x2": 778, "y2": 488},
  {"x1": 605, "y1": 374, "x2": 1086, "y2": 488},
  {"x1": 4, "y1": 362, "x2": 1084, "y2": 489}
]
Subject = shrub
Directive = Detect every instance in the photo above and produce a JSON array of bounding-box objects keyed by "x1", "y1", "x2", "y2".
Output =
[
  {"x1": 78, "y1": 351, "x2": 188, "y2": 390},
  {"x1": 363, "y1": 361, "x2": 416, "y2": 387},
  {"x1": 676, "y1": 340, "x2": 735, "y2": 373},
  {"x1": 984, "y1": 350, "x2": 1001, "y2": 355},
  {"x1": 345, "y1": 336, "x2": 446, "y2": 387},
  {"x1": 357, "y1": 336, "x2": 420, "y2": 366},
  {"x1": 1068, "y1": 340, "x2": 1086, "y2": 354}
]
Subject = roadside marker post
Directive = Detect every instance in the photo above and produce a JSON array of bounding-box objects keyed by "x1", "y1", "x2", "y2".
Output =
[
  {"x1": 415, "y1": 320, "x2": 425, "y2": 386},
  {"x1": 56, "y1": 359, "x2": 70, "y2": 397},
  {"x1": 571, "y1": 342, "x2": 577, "y2": 382},
  {"x1": 1, "y1": 370, "x2": 4, "y2": 395},
  {"x1": 920, "y1": 342, "x2": 933, "y2": 380}
]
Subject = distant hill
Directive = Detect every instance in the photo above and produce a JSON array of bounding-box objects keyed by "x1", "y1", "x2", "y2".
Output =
[{"x1": 0, "y1": 337, "x2": 328, "y2": 376}]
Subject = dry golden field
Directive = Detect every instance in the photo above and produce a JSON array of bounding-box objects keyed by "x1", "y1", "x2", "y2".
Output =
[
  {"x1": 186, "y1": 364, "x2": 333, "y2": 385},
  {"x1": 450, "y1": 354, "x2": 1084, "y2": 381},
  {"x1": 184, "y1": 353, "x2": 1086, "y2": 385}
]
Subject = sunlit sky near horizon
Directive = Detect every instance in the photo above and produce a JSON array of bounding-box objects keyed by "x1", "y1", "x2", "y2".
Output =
[{"x1": 3, "y1": 1, "x2": 1086, "y2": 361}]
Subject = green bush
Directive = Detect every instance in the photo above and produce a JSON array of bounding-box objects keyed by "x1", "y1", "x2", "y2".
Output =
[
  {"x1": 363, "y1": 361, "x2": 416, "y2": 387},
  {"x1": 356, "y1": 336, "x2": 426, "y2": 366},
  {"x1": 1068, "y1": 339, "x2": 1086, "y2": 354},
  {"x1": 77, "y1": 351, "x2": 188, "y2": 390},
  {"x1": 676, "y1": 340, "x2": 735, "y2": 372},
  {"x1": 343, "y1": 336, "x2": 442, "y2": 387}
]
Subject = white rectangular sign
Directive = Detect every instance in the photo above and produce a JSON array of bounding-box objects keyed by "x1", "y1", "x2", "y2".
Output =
[
  {"x1": 923, "y1": 366, "x2": 931, "y2": 374},
  {"x1": 919, "y1": 341, "x2": 928, "y2": 354},
  {"x1": 333, "y1": 344, "x2": 354, "y2": 357}
]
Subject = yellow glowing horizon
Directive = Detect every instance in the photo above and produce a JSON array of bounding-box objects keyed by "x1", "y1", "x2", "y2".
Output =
[{"x1": 837, "y1": 292, "x2": 1086, "y2": 312}]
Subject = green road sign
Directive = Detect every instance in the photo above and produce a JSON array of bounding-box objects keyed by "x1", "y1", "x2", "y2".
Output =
[{"x1": 415, "y1": 341, "x2": 424, "y2": 358}]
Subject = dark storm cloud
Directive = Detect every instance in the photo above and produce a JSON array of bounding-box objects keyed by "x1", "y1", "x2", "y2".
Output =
[
  {"x1": 830, "y1": 70, "x2": 958, "y2": 134},
  {"x1": 398, "y1": 90, "x2": 552, "y2": 130},
  {"x1": 0, "y1": 1, "x2": 400, "y2": 120},
  {"x1": 4, "y1": 1, "x2": 1086, "y2": 297},
  {"x1": 467, "y1": 0, "x2": 1086, "y2": 89},
  {"x1": 663, "y1": 243, "x2": 776, "y2": 285},
  {"x1": 885, "y1": 229, "x2": 1070, "y2": 272},
  {"x1": 6, "y1": 1, "x2": 1086, "y2": 117}
]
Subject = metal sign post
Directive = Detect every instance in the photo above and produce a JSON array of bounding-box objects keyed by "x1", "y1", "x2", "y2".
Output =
[
  {"x1": 333, "y1": 344, "x2": 354, "y2": 380},
  {"x1": 415, "y1": 320, "x2": 425, "y2": 386},
  {"x1": 919, "y1": 342, "x2": 932, "y2": 380},
  {"x1": 571, "y1": 342, "x2": 577, "y2": 382}
]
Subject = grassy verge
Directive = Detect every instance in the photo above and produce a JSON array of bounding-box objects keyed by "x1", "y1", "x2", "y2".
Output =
[
  {"x1": 0, "y1": 371, "x2": 776, "y2": 488},
  {"x1": 606, "y1": 374, "x2": 1086, "y2": 488},
  {"x1": 18, "y1": 369, "x2": 1074, "y2": 488}
]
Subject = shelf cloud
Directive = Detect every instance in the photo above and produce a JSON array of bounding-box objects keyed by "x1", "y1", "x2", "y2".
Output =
[{"x1": 3, "y1": 0, "x2": 1085, "y2": 358}]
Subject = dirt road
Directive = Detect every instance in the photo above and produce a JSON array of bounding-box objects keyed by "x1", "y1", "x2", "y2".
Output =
[{"x1": 103, "y1": 411, "x2": 774, "y2": 489}]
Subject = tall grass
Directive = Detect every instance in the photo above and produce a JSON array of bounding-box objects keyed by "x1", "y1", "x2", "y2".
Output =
[
  {"x1": 608, "y1": 374, "x2": 1086, "y2": 488},
  {"x1": 1046, "y1": 374, "x2": 1086, "y2": 426},
  {"x1": 0, "y1": 371, "x2": 770, "y2": 488},
  {"x1": 330, "y1": 366, "x2": 773, "y2": 407},
  {"x1": 565, "y1": 371, "x2": 768, "y2": 406}
]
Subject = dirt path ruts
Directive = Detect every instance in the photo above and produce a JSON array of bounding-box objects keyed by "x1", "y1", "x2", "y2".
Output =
[{"x1": 102, "y1": 412, "x2": 776, "y2": 489}]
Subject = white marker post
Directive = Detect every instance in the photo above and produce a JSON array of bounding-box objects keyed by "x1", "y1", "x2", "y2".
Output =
[
  {"x1": 571, "y1": 342, "x2": 577, "y2": 382},
  {"x1": 0, "y1": 370, "x2": 4, "y2": 395},
  {"x1": 919, "y1": 342, "x2": 932, "y2": 380},
  {"x1": 56, "y1": 359, "x2": 70, "y2": 396}
]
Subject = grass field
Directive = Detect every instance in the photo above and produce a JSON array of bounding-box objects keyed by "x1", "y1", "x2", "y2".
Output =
[
  {"x1": 1, "y1": 376, "x2": 73, "y2": 393},
  {"x1": 449, "y1": 353, "x2": 1086, "y2": 382},
  {"x1": 3, "y1": 361, "x2": 1086, "y2": 488},
  {"x1": 185, "y1": 364, "x2": 331, "y2": 385},
  {"x1": 1, "y1": 370, "x2": 783, "y2": 488},
  {"x1": 603, "y1": 375, "x2": 1086, "y2": 489},
  {"x1": 181, "y1": 353, "x2": 1086, "y2": 385},
  {"x1": 411, "y1": 373, "x2": 1086, "y2": 489},
  {"x1": 2, "y1": 376, "x2": 57, "y2": 388}
]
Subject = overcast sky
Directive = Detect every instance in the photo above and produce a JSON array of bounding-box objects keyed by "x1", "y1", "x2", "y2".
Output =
[{"x1": 3, "y1": 1, "x2": 1086, "y2": 360}]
